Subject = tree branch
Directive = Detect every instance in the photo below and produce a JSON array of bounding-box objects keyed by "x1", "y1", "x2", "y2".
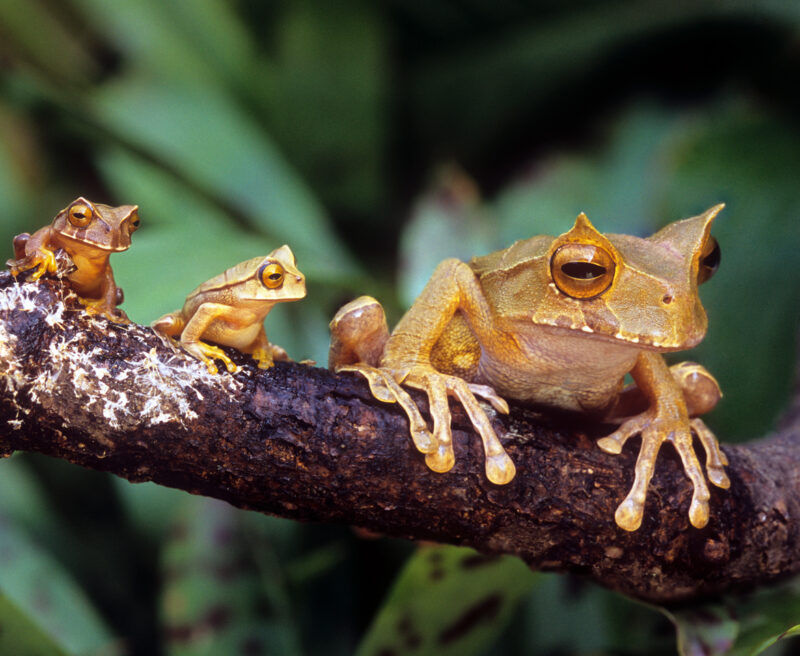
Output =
[{"x1": 1, "y1": 271, "x2": 798, "y2": 605}]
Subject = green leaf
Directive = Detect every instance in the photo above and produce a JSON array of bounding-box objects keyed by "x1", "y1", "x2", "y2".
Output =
[
  {"x1": 268, "y1": 0, "x2": 387, "y2": 214},
  {"x1": 0, "y1": 593, "x2": 71, "y2": 656},
  {"x1": 161, "y1": 497, "x2": 302, "y2": 656},
  {"x1": 0, "y1": 0, "x2": 96, "y2": 85},
  {"x1": 90, "y1": 76, "x2": 359, "y2": 282},
  {"x1": 667, "y1": 578, "x2": 800, "y2": 655},
  {"x1": 356, "y1": 545, "x2": 538, "y2": 656},
  {"x1": 398, "y1": 166, "x2": 496, "y2": 307},
  {"x1": 0, "y1": 517, "x2": 114, "y2": 654},
  {"x1": 68, "y1": 0, "x2": 257, "y2": 90}
]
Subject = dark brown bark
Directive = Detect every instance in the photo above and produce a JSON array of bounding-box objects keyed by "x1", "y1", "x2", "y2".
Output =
[{"x1": 0, "y1": 270, "x2": 798, "y2": 605}]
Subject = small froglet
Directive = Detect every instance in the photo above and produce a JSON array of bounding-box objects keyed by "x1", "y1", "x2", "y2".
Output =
[
  {"x1": 152, "y1": 245, "x2": 306, "y2": 374},
  {"x1": 329, "y1": 206, "x2": 728, "y2": 531},
  {"x1": 7, "y1": 197, "x2": 140, "y2": 322}
]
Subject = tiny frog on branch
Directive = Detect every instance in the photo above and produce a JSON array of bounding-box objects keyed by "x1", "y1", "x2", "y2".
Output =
[
  {"x1": 7, "y1": 197, "x2": 140, "y2": 322},
  {"x1": 329, "y1": 206, "x2": 728, "y2": 531},
  {"x1": 152, "y1": 245, "x2": 306, "y2": 374}
]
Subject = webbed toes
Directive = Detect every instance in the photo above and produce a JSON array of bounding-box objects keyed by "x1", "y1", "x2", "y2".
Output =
[{"x1": 337, "y1": 364, "x2": 437, "y2": 454}]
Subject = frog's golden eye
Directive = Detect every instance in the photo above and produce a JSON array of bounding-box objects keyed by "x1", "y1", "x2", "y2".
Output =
[
  {"x1": 259, "y1": 262, "x2": 285, "y2": 289},
  {"x1": 550, "y1": 243, "x2": 616, "y2": 299},
  {"x1": 697, "y1": 235, "x2": 720, "y2": 284},
  {"x1": 68, "y1": 204, "x2": 93, "y2": 228}
]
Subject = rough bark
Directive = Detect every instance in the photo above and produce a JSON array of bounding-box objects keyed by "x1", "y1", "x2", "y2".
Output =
[{"x1": 0, "y1": 270, "x2": 797, "y2": 605}]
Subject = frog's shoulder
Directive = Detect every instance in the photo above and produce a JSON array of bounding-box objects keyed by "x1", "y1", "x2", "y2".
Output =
[
  {"x1": 188, "y1": 255, "x2": 264, "y2": 297},
  {"x1": 468, "y1": 235, "x2": 553, "y2": 277}
]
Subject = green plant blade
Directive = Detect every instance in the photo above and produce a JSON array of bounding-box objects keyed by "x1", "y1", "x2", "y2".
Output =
[
  {"x1": 0, "y1": 517, "x2": 114, "y2": 655},
  {"x1": 356, "y1": 545, "x2": 538, "y2": 656},
  {"x1": 668, "y1": 578, "x2": 800, "y2": 655},
  {"x1": 161, "y1": 497, "x2": 302, "y2": 656}
]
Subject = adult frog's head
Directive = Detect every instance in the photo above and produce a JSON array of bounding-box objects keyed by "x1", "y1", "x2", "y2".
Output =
[
  {"x1": 52, "y1": 197, "x2": 140, "y2": 252},
  {"x1": 473, "y1": 204, "x2": 723, "y2": 351}
]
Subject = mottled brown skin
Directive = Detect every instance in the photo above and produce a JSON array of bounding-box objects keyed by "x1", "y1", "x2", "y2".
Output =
[
  {"x1": 152, "y1": 245, "x2": 306, "y2": 374},
  {"x1": 7, "y1": 197, "x2": 140, "y2": 322},
  {"x1": 330, "y1": 206, "x2": 728, "y2": 531}
]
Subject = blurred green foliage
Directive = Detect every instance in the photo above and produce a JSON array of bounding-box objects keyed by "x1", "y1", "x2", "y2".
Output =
[{"x1": 0, "y1": 1, "x2": 799, "y2": 654}]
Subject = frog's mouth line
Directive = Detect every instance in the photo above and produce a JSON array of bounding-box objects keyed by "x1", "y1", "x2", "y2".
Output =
[
  {"x1": 534, "y1": 319, "x2": 704, "y2": 352},
  {"x1": 60, "y1": 234, "x2": 130, "y2": 252}
]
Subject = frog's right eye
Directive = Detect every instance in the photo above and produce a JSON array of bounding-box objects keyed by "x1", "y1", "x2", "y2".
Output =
[
  {"x1": 259, "y1": 262, "x2": 285, "y2": 289},
  {"x1": 550, "y1": 242, "x2": 616, "y2": 299},
  {"x1": 68, "y1": 204, "x2": 93, "y2": 228},
  {"x1": 697, "y1": 235, "x2": 720, "y2": 284}
]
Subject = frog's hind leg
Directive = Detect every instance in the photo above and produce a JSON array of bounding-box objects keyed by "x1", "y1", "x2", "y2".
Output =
[
  {"x1": 12, "y1": 233, "x2": 30, "y2": 260},
  {"x1": 151, "y1": 312, "x2": 185, "y2": 338},
  {"x1": 242, "y1": 327, "x2": 277, "y2": 369},
  {"x1": 328, "y1": 296, "x2": 389, "y2": 368}
]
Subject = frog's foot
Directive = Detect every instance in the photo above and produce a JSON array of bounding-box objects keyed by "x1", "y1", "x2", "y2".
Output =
[
  {"x1": 336, "y1": 363, "x2": 437, "y2": 457},
  {"x1": 9, "y1": 248, "x2": 58, "y2": 281},
  {"x1": 598, "y1": 409, "x2": 728, "y2": 531},
  {"x1": 182, "y1": 340, "x2": 238, "y2": 375},
  {"x1": 406, "y1": 368, "x2": 515, "y2": 484},
  {"x1": 79, "y1": 297, "x2": 131, "y2": 324},
  {"x1": 691, "y1": 417, "x2": 730, "y2": 488},
  {"x1": 251, "y1": 346, "x2": 275, "y2": 370},
  {"x1": 337, "y1": 363, "x2": 515, "y2": 484}
]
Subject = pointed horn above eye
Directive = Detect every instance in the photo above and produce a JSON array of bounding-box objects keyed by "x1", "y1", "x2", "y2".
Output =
[
  {"x1": 268, "y1": 244, "x2": 298, "y2": 268},
  {"x1": 649, "y1": 204, "x2": 725, "y2": 252},
  {"x1": 552, "y1": 211, "x2": 618, "y2": 255}
]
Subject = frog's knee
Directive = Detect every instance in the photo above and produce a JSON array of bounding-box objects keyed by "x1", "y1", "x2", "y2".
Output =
[
  {"x1": 328, "y1": 296, "x2": 388, "y2": 368},
  {"x1": 151, "y1": 312, "x2": 184, "y2": 337},
  {"x1": 670, "y1": 361, "x2": 721, "y2": 416},
  {"x1": 12, "y1": 233, "x2": 30, "y2": 260}
]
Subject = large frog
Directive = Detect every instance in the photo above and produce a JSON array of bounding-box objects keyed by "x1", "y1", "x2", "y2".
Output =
[
  {"x1": 329, "y1": 206, "x2": 728, "y2": 531},
  {"x1": 152, "y1": 245, "x2": 306, "y2": 374},
  {"x1": 7, "y1": 197, "x2": 140, "y2": 321}
]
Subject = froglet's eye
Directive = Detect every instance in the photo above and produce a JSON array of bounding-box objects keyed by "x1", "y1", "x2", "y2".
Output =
[
  {"x1": 551, "y1": 243, "x2": 616, "y2": 299},
  {"x1": 68, "y1": 204, "x2": 93, "y2": 228},
  {"x1": 697, "y1": 235, "x2": 720, "y2": 284},
  {"x1": 260, "y1": 262, "x2": 285, "y2": 289}
]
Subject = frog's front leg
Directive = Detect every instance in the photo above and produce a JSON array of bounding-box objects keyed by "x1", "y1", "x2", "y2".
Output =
[
  {"x1": 609, "y1": 361, "x2": 722, "y2": 419},
  {"x1": 177, "y1": 303, "x2": 239, "y2": 374},
  {"x1": 331, "y1": 262, "x2": 516, "y2": 485},
  {"x1": 597, "y1": 352, "x2": 729, "y2": 531},
  {"x1": 7, "y1": 229, "x2": 58, "y2": 281}
]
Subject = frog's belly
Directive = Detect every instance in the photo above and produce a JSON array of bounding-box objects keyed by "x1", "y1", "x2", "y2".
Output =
[
  {"x1": 200, "y1": 321, "x2": 262, "y2": 350},
  {"x1": 477, "y1": 327, "x2": 640, "y2": 413}
]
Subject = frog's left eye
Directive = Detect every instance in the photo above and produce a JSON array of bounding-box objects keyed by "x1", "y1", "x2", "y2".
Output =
[
  {"x1": 550, "y1": 243, "x2": 616, "y2": 299},
  {"x1": 697, "y1": 236, "x2": 720, "y2": 284},
  {"x1": 68, "y1": 204, "x2": 93, "y2": 228},
  {"x1": 259, "y1": 262, "x2": 285, "y2": 289}
]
